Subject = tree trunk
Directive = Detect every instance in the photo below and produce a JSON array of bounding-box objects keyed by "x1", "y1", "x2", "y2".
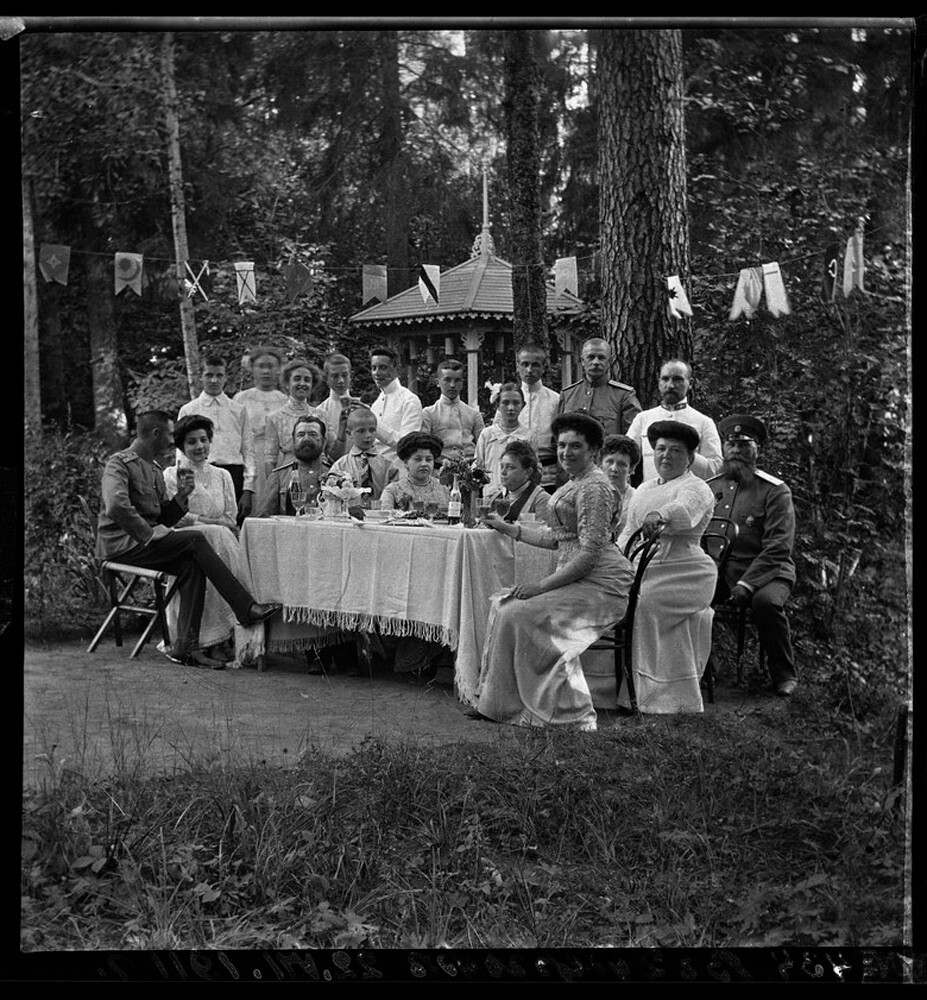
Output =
[
  {"x1": 598, "y1": 29, "x2": 690, "y2": 398},
  {"x1": 23, "y1": 175, "x2": 42, "y2": 433},
  {"x1": 503, "y1": 30, "x2": 549, "y2": 353},
  {"x1": 38, "y1": 280, "x2": 66, "y2": 426},
  {"x1": 161, "y1": 32, "x2": 199, "y2": 397},
  {"x1": 86, "y1": 254, "x2": 126, "y2": 446},
  {"x1": 382, "y1": 30, "x2": 412, "y2": 296}
]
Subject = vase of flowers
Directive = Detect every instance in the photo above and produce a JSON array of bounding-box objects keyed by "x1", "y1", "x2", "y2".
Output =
[
  {"x1": 320, "y1": 472, "x2": 370, "y2": 519},
  {"x1": 438, "y1": 455, "x2": 491, "y2": 528}
]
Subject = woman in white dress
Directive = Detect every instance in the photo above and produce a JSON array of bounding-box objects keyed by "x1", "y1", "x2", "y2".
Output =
[
  {"x1": 616, "y1": 420, "x2": 717, "y2": 714},
  {"x1": 233, "y1": 346, "x2": 288, "y2": 501},
  {"x1": 476, "y1": 412, "x2": 635, "y2": 731},
  {"x1": 262, "y1": 357, "x2": 324, "y2": 478},
  {"x1": 163, "y1": 415, "x2": 242, "y2": 667}
]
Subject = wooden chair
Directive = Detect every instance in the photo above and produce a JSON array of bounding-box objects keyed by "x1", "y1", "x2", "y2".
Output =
[
  {"x1": 79, "y1": 495, "x2": 180, "y2": 659},
  {"x1": 700, "y1": 516, "x2": 762, "y2": 701},
  {"x1": 587, "y1": 527, "x2": 664, "y2": 715}
]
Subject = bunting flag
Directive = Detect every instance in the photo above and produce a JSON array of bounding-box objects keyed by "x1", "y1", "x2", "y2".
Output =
[
  {"x1": 362, "y1": 264, "x2": 387, "y2": 306},
  {"x1": 114, "y1": 252, "x2": 143, "y2": 296},
  {"x1": 284, "y1": 257, "x2": 313, "y2": 304},
  {"x1": 554, "y1": 256, "x2": 578, "y2": 298},
  {"x1": 762, "y1": 261, "x2": 791, "y2": 317},
  {"x1": 234, "y1": 261, "x2": 257, "y2": 304},
  {"x1": 729, "y1": 267, "x2": 764, "y2": 321},
  {"x1": 821, "y1": 244, "x2": 840, "y2": 303},
  {"x1": 38, "y1": 243, "x2": 70, "y2": 285},
  {"x1": 665, "y1": 274, "x2": 693, "y2": 319},
  {"x1": 842, "y1": 228, "x2": 865, "y2": 297},
  {"x1": 418, "y1": 264, "x2": 440, "y2": 305},
  {"x1": 184, "y1": 260, "x2": 209, "y2": 301}
]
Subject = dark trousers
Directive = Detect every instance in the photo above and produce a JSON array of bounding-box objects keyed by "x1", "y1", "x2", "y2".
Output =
[
  {"x1": 119, "y1": 529, "x2": 255, "y2": 657},
  {"x1": 213, "y1": 463, "x2": 244, "y2": 502},
  {"x1": 715, "y1": 577, "x2": 796, "y2": 684}
]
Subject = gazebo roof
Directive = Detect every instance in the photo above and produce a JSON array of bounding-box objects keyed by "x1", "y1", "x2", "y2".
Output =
[{"x1": 348, "y1": 251, "x2": 584, "y2": 329}]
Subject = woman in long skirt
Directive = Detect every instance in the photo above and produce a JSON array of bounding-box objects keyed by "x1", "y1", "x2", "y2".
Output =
[{"x1": 477, "y1": 412, "x2": 634, "y2": 731}]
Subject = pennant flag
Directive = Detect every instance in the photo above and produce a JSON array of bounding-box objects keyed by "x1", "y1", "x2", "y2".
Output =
[
  {"x1": 665, "y1": 274, "x2": 693, "y2": 320},
  {"x1": 554, "y1": 256, "x2": 578, "y2": 298},
  {"x1": 234, "y1": 261, "x2": 257, "y2": 305},
  {"x1": 362, "y1": 264, "x2": 387, "y2": 306},
  {"x1": 114, "y1": 252, "x2": 143, "y2": 296},
  {"x1": 842, "y1": 228, "x2": 865, "y2": 297},
  {"x1": 418, "y1": 264, "x2": 440, "y2": 305},
  {"x1": 39, "y1": 243, "x2": 70, "y2": 285},
  {"x1": 184, "y1": 260, "x2": 209, "y2": 301},
  {"x1": 729, "y1": 267, "x2": 764, "y2": 321},
  {"x1": 762, "y1": 261, "x2": 791, "y2": 318},
  {"x1": 285, "y1": 256, "x2": 313, "y2": 304},
  {"x1": 821, "y1": 244, "x2": 840, "y2": 303}
]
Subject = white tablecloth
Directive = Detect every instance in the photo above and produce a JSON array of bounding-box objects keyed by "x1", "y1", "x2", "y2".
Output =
[{"x1": 239, "y1": 517, "x2": 558, "y2": 702}]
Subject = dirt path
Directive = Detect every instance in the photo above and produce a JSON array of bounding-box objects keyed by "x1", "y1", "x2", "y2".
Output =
[{"x1": 23, "y1": 638, "x2": 785, "y2": 789}]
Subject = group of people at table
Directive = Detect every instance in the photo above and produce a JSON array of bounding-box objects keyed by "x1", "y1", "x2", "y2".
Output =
[{"x1": 96, "y1": 337, "x2": 798, "y2": 731}]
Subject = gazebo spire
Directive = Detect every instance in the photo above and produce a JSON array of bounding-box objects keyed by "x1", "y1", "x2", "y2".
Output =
[{"x1": 470, "y1": 164, "x2": 495, "y2": 259}]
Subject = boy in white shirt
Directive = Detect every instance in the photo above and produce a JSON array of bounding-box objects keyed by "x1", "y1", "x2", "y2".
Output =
[{"x1": 420, "y1": 358, "x2": 485, "y2": 462}]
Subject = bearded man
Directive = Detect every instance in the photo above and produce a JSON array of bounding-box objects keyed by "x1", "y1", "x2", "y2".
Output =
[
  {"x1": 707, "y1": 413, "x2": 798, "y2": 697},
  {"x1": 253, "y1": 415, "x2": 332, "y2": 516}
]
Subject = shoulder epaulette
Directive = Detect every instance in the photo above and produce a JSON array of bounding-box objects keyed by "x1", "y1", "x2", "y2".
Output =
[
  {"x1": 271, "y1": 460, "x2": 297, "y2": 474},
  {"x1": 755, "y1": 469, "x2": 785, "y2": 486},
  {"x1": 705, "y1": 473, "x2": 724, "y2": 484},
  {"x1": 560, "y1": 379, "x2": 584, "y2": 392},
  {"x1": 608, "y1": 379, "x2": 637, "y2": 392},
  {"x1": 113, "y1": 450, "x2": 139, "y2": 464}
]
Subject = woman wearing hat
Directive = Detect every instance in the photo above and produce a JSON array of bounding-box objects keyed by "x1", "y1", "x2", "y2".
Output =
[
  {"x1": 617, "y1": 420, "x2": 717, "y2": 713},
  {"x1": 380, "y1": 431, "x2": 450, "y2": 511}
]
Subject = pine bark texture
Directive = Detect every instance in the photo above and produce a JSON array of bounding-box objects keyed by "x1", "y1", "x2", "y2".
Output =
[
  {"x1": 503, "y1": 30, "x2": 549, "y2": 353},
  {"x1": 598, "y1": 29, "x2": 690, "y2": 400},
  {"x1": 162, "y1": 32, "x2": 200, "y2": 397},
  {"x1": 381, "y1": 30, "x2": 412, "y2": 296},
  {"x1": 23, "y1": 175, "x2": 42, "y2": 431}
]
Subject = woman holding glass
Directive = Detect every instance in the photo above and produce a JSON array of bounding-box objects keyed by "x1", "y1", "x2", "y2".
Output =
[
  {"x1": 162, "y1": 414, "x2": 242, "y2": 667},
  {"x1": 481, "y1": 440, "x2": 550, "y2": 523},
  {"x1": 616, "y1": 420, "x2": 717, "y2": 714},
  {"x1": 476, "y1": 412, "x2": 634, "y2": 731}
]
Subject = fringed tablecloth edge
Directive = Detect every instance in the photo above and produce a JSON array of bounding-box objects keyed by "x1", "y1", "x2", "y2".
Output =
[{"x1": 283, "y1": 606, "x2": 457, "y2": 650}]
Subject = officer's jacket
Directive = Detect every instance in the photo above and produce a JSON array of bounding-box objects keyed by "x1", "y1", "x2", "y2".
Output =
[
  {"x1": 556, "y1": 379, "x2": 642, "y2": 436},
  {"x1": 708, "y1": 470, "x2": 797, "y2": 591},
  {"x1": 96, "y1": 449, "x2": 186, "y2": 559}
]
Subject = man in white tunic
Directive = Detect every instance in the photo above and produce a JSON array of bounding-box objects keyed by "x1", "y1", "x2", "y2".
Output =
[
  {"x1": 421, "y1": 358, "x2": 484, "y2": 462},
  {"x1": 626, "y1": 359, "x2": 723, "y2": 482},
  {"x1": 516, "y1": 343, "x2": 560, "y2": 493},
  {"x1": 368, "y1": 346, "x2": 423, "y2": 468}
]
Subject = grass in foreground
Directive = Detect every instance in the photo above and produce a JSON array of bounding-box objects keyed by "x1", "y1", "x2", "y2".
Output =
[{"x1": 21, "y1": 700, "x2": 905, "y2": 951}]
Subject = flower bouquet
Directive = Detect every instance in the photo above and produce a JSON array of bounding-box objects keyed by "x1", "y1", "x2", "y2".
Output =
[
  {"x1": 320, "y1": 472, "x2": 370, "y2": 519},
  {"x1": 438, "y1": 456, "x2": 491, "y2": 527}
]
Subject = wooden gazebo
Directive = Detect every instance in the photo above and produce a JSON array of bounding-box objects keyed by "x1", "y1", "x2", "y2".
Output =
[{"x1": 348, "y1": 197, "x2": 585, "y2": 406}]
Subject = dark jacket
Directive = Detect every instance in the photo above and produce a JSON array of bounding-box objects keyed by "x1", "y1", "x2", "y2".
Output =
[{"x1": 556, "y1": 378, "x2": 642, "y2": 436}]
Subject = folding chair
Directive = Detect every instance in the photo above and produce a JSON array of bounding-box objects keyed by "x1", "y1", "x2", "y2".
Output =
[
  {"x1": 700, "y1": 516, "x2": 764, "y2": 701},
  {"x1": 587, "y1": 527, "x2": 664, "y2": 715},
  {"x1": 79, "y1": 495, "x2": 180, "y2": 659}
]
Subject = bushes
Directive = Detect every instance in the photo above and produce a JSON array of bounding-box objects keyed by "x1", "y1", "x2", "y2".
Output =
[{"x1": 24, "y1": 423, "x2": 113, "y2": 639}]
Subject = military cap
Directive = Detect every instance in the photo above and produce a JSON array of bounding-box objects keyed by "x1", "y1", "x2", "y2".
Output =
[{"x1": 718, "y1": 414, "x2": 767, "y2": 446}]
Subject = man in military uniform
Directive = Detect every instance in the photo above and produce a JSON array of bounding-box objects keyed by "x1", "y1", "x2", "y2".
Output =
[
  {"x1": 556, "y1": 337, "x2": 641, "y2": 437},
  {"x1": 253, "y1": 414, "x2": 332, "y2": 516},
  {"x1": 626, "y1": 359, "x2": 723, "y2": 482},
  {"x1": 708, "y1": 413, "x2": 798, "y2": 697},
  {"x1": 96, "y1": 410, "x2": 279, "y2": 667}
]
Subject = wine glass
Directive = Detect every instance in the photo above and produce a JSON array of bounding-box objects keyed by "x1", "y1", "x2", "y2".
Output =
[
  {"x1": 492, "y1": 497, "x2": 511, "y2": 520},
  {"x1": 424, "y1": 501, "x2": 439, "y2": 521},
  {"x1": 289, "y1": 480, "x2": 306, "y2": 516},
  {"x1": 478, "y1": 497, "x2": 493, "y2": 526},
  {"x1": 412, "y1": 500, "x2": 426, "y2": 519}
]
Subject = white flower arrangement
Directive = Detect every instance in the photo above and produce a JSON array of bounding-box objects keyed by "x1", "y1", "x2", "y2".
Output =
[{"x1": 320, "y1": 472, "x2": 370, "y2": 506}]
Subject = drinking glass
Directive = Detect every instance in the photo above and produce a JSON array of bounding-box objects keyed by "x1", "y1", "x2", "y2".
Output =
[
  {"x1": 370, "y1": 499, "x2": 382, "y2": 511},
  {"x1": 289, "y1": 481, "x2": 303, "y2": 516},
  {"x1": 424, "y1": 502, "x2": 439, "y2": 521},
  {"x1": 412, "y1": 500, "x2": 426, "y2": 518},
  {"x1": 478, "y1": 498, "x2": 493, "y2": 526}
]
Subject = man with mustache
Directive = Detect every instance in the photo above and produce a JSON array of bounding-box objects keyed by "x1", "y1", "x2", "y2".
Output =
[
  {"x1": 556, "y1": 337, "x2": 641, "y2": 438},
  {"x1": 625, "y1": 358, "x2": 723, "y2": 482},
  {"x1": 253, "y1": 415, "x2": 332, "y2": 516},
  {"x1": 708, "y1": 414, "x2": 798, "y2": 697}
]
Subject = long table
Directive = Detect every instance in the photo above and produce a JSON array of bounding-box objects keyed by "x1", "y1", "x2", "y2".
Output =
[{"x1": 238, "y1": 516, "x2": 558, "y2": 703}]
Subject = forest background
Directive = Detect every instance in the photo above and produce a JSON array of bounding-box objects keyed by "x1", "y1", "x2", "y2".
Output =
[{"x1": 20, "y1": 22, "x2": 911, "y2": 720}]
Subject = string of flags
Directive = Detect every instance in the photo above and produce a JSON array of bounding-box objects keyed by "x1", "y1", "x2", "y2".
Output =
[{"x1": 35, "y1": 220, "x2": 871, "y2": 319}]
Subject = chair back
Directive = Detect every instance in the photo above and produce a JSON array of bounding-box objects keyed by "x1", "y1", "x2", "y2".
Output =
[{"x1": 700, "y1": 516, "x2": 739, "y2": 574}]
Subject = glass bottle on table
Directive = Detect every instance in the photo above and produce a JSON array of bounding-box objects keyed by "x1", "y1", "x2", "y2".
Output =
[{"x1": 447, "y1": 474, "x2": 462, "y2": 525}]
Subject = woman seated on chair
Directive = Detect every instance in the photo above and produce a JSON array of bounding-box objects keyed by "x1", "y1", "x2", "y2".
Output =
[
  {"x1": 616, "y1": 420, "x2": 717, "y2": 714},
  {"x1": 476, "y1": 412, "x2": 635, "y2": 731},
  {"x1": 482, "y1": 439, "x2": 550, "y2": 523},
  {"x1": 162, "y1": 414, "x2": 242, "y2": 668}
]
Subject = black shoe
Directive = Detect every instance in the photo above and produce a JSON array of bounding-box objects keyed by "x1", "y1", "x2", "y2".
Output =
[
  {"x1": 242, "y1": 602, "x2": 280, "y2": 626},
  {"x1": 163, "y1": 648, "x2": 226, "y2": 670}
]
